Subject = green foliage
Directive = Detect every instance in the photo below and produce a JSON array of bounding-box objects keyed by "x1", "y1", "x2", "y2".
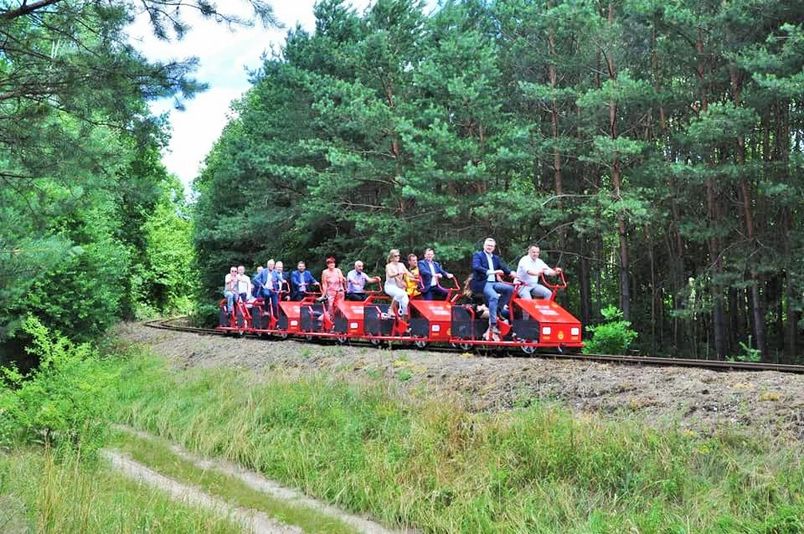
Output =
[
  {"x1": 0, "y1": 317, "x2": 114, "y2": 455},
  {"x1": 192, "y1": 0, "x2": 804, "y2": 362},
  {"x1": 728, "y1": 338, "x2": 762, "y2": 363},
  {"x1": 583, "y1": 305, "x2": 638, "y2": 355}
]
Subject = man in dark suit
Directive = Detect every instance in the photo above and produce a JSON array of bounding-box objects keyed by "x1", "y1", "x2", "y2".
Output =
[
  {"x1": 418, "y1": 248, "x2": 454, "y2": 300},
  {"x1": 471, "y1": 237, "x2": 514, "y2": 336},
  {"x1": 290, "y1": 261, "x2": 319, "y2": 301}
]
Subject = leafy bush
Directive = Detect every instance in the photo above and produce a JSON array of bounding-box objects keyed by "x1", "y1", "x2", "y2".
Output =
[
  {"x1": 0, "y1": 317, "x2": 114, "y2": 455},
  {"x1": 583, "y1": 305, "x2": 638, "y2": 355}
]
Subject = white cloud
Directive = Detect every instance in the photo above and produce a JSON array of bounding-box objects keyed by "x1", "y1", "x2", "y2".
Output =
[{"x1": 126, "y1": 0, "x2": 431, "y2": 190}]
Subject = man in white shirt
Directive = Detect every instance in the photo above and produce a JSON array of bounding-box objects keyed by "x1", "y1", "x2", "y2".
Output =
[
  {"x1": 516, "y1": 245, "x2": 562, "y2": 299},
  {"x1": 346, "y1": 260, "x2": 381, "y2": 301}
]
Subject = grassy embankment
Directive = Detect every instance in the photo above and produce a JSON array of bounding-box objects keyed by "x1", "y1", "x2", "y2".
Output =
[
  {"x1": 113, "y1": 347, "x2": 803, "y2": 533},
  {"x1": 0, "y1": 448, "x2": 241, "y2": 533}
]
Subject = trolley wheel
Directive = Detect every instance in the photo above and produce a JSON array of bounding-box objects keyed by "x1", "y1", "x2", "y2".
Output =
[
  {"x1": 335, "y1": 333, "x2": 348, "y2": 345},
  {"x1": 276, "y1": 331, "x2": 288, "y2": 340},
  {"x1": 369, "y1": 338, "x2": 382, "y2": 346},
  {"x1": 458, "y1": 342, "x2": 472, "y2": 352},
  {"x1": 304, "y1": 334, "x2": 314, "y2": 341},
  {"x1": 520, "y1": 343, "x2": 536, "y2": 355},
  {"x1": 413, "y1": 340, "x2": 427, "y2": 350}
]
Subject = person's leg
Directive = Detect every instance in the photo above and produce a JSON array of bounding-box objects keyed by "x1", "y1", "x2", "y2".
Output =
[
  {"x1": 518, "y1": 285, "x2": 533, "y2": 300},
  {"x1": 421, "y1": 287, "x2": 434, "y2": 301},
  {"x1": 483, "y1": 283, "x2": 499, "y2": 326},
  {"x1": 531, "y1": 284, "x2": 552, "y2": 299},
  {"x1": 399, "y1": 292, "x2": 410, "y2": 317},
  {"x1": 432, "y1": 285, "x2": 448, "y2": 300},
  {"x1": 493, "y1": 282, "x2": 513, "y2": 321},
  {"x1": 224, "y1": 291, "x2": 236, "y2": 312}
]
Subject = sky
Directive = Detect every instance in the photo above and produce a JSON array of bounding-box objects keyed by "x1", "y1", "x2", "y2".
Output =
[{"x1": 127, "y1": 1, "x2": 433, "y2": 191}]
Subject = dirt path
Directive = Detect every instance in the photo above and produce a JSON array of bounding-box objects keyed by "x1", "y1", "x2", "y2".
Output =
[
  {"x1": 114, "y1": 426, "x2": 401, "y2": 534},
  {"x1": 115, "y1": 322, "x2": 804, "y2": 441},
  {"x1": 102, "y1": 449, "x2": 300, "y2": 534}
]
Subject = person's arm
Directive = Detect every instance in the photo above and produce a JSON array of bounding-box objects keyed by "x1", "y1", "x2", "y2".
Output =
[
  {"x1": 499, "y1": 257, "x2": 513, "y2": 278},
  {"x1": 437, "y1": 261, "x2": 453, "y2": 279},
  {"x1": 471, "y1": 252, "x2": 489, "y2": 279},
  {"x1": 338, "y1": 269, "x2": 346, "y2": 289},
  {"x1": 320, "y1": 271, "x2": 328, "y2": 294}
]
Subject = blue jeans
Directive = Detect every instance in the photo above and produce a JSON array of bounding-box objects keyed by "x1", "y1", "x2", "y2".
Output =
[
  {"x1": 262, "y1": 288, "x2": 279, "y2": 316},
  {"x1": 483, "y1": 282, "x2": 513, "y2": 325},
  {"x1": 224, "y1": 290, "x2": 238, "y2": 312}
]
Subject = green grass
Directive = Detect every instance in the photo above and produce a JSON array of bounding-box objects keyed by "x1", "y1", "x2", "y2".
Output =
[
  {"x1": 0, "y1": 448, "x2": 242, "y2": 533},
  {"x1": 110, "y1": 429, "x2": 358, "y2": 534},
  {"x1": 111, "y1": 349, "x2": 804, "y2": 533}
]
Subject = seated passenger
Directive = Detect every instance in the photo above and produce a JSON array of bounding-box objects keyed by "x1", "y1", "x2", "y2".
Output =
[
  {"x1": 418, "y1": 247, "x2": 454, "y2": 301},
  {"x1": 384, "y1": 249, "x2": 411, "y2": 319},
  {"x1": 404, "y1": 253, "x2": 421, "y2": 298},
  {"x1": 290, "y1": 261, "x2": 319, "y2": 301},
  {"x1": 471, "y1": 237, "x2": 514, "y2": 337},
  {"x1": 236, "y1": 265, "x2": 251, "y2": 304},
  {"x1": 320, "y1": 256, "x2": 346, "y2": 313},
  {"x1": 346, "y1": 260, "x2": 381, "y2": 301},
  {"x1": 224, "y1": 266, "x2": 239, "y2": 312},
  {"x1": 516, "y1": 245, "x2": 562, "y2": 300}
]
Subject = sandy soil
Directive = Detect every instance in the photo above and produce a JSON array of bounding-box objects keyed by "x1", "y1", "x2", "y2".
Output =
[{"x1": 115, "y1": 323, "x2": 804, "y2": 442}]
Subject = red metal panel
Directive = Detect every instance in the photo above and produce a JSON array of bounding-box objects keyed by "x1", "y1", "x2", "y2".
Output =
[
  {"x1": 514, "y1": 299, "x2": 582, "y2": 346},
  {"x1": 279, "y1": 301, "x2": 303, "y2": 333},
  {"x1": 336, "y1": 300, "x2": 366, "y2": 335},
  {"x1": 409, "y1": 300, "x2": 452, "y2": 341}
]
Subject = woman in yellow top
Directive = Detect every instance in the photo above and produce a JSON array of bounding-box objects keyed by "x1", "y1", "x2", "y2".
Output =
[{"x1": 404, "y1": 253, "x2": 421, "y2": 298}]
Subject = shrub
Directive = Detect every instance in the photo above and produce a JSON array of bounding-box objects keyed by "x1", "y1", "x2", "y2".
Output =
[
  {"x1": 583, "y1": 305, "x2": 638, "y2": 355},
  {"x1": 0, "y1": 317, "x2": 114, "y2": 455}
]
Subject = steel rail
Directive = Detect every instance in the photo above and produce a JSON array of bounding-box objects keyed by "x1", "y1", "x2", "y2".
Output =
[{"x1": 143, "y1": 319, "x2": 804, "y2": 374}]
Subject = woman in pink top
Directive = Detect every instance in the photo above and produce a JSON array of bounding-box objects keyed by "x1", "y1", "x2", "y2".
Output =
[{"x1": 320, "y1": 256, "x2": 346, "y2": 313}]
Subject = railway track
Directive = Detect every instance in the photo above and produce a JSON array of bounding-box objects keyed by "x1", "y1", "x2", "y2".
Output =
[{"x1": 145, "y1": 318, "x2": 804, "y2": 375}]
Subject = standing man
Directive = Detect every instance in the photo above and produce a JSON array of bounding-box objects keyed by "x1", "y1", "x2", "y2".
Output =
[
  {"x1": 470, "y1": 238, "x2": 514, "y2": 337},
  {"x1": 418, "y1": 247, "x2": 454, "y2": 300},
  {"x1": 346, "y1": 260, "x2": 381, "y2": 301},
  {"x1": 263, "y1": 260, "x2": 284, "y2": 314},
  {"x1": 290, "y1": 261, "x2": 319, "y2": 301},
  {"x1": 516, "y1": 245, "x2": 562, "y2": 300}
]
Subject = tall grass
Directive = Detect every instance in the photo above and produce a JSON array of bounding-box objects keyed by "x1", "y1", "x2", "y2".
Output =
[
  {"x1": 113, "y1": 351, "x2": 804, "y2": 533},
  {"x1": 0, "y1": 448, "x2": 241, "y2": 533}
]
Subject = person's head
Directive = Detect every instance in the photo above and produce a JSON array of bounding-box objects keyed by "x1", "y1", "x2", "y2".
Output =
[
  {"x1": 387, "y1": 249, "x2": 401, "y2": 263},
  {"x1": 528, "y1": 245, "x2": 541, "y2": 259},
  {"x1": 297, "y1": 261, "x2": 306, "y2": 272},
  {"x1": 354, "y1": 260, "x2": 364, "y2": 272},
  {"x1": 483, "y1": 238, "x2": 496, "y2": 254},
  {"x1": 326, "y1": 256, "x2": 336, "y2": 269},
  {"x1": 424, "y1": 248, "x2": 435, "y2": 261},
  {"x1": 407, "y1": 253, "x2": 418, "y2": 268},
  {"x1": 266, "y1": 259, "x2": 275, "y2": 270},
  {"x1": 229, "y1": 266, "x2": 237, "y2": 275},
  {"x1": 275, "y1": 261, "x2": 284, "y2": 272},
  {"x1": 256, "y1": 266, "x2": 264, "y2": 274},
  {"x1": 237, "y1": 265, "x2": 245, "y2": 275}
]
